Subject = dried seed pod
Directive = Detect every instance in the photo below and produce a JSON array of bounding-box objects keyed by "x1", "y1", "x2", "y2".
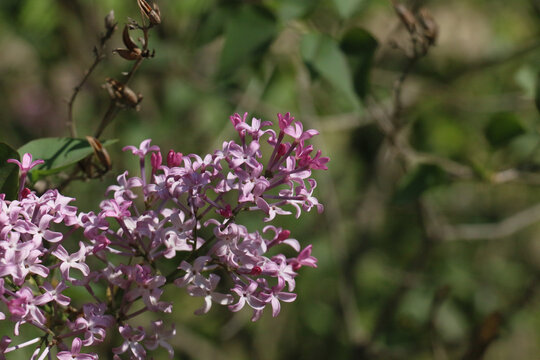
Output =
[
  {"x1": 86, "y1": 136, "x2": 112, "y2": 172},
  {"x1": 103, "y1": 78, "x2": 143, "y2": 108},
  {"x1": 393, "y1": 2, "x2": 416, "y2": 32},
  {"x1": 113, "y1": 48, "x2": 142, "y2": 60},
  {"x1": 103, "y1": 78, "x2": 123, "y2": 100},
  {"x1": 137, "y1": 0, "x2": 161, "y2": 25},
  {"x1": 122, "y1": 24, "x2": 139, "y2": 52},
  {"x1": 418, "y1": 8, "x2": 438, "y2": 45},
  {"x1": 122, "y1": 86, "x2": 143, "y2": 107}
]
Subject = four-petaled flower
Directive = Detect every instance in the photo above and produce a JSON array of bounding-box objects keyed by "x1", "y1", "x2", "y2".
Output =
[
  {"x1": 57, "y1": 338, "x2": 98, "y2": 360},
  {"x1": 7, "y1": 153, "x2": 44, "y2": 175}
]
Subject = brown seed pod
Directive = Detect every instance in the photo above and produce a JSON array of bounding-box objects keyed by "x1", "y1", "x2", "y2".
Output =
[
  {"x1": 137, "y1": 0, "x2": 161, "y2": 25},
  {"x1": 122, "y1": 24, "x2": 139, "y2": 52},
  {"x1": 86, "y1": 136, "x2": 112, "y2": 174},
  {"x1": 393, "y1": 2, "x2": 416, "y2": 32},
  {"x1": 113, "y1": 48, "x2": 142, "y2": 60},
  {"x1": 418, "y1": 8, "x2": 438, "y2": 45},
  {"x1": 122, "y1": 86, "x2": 142, "y2": 107}
]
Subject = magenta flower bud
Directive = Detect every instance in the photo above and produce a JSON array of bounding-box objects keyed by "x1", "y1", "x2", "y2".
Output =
[
  {"x1": 20, "y1": 188, "x2": 32, "y2": 199},
  {"x1": 277, "y1": 143, "x2": 288, "y2": 157},
  {"x1": 276, "y1": 230, "x2": 290, "y2": 242},
  {"x1": 151, "y1": 152, "x2": 162, "y2": 172},
  {"x1": 250, "y1": 266, "x2": 262, "y2": 276},
  {"x1": 218, "y1": 204, "x2": 233, "y2": 218},
  {"x1": 167, "y1": 150, "x2": 183, "y2": 167}
]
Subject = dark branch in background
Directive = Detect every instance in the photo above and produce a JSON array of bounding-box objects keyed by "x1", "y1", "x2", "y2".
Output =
[
  {"x1": 356, "y1": 2, "x2": 441, "y2": 357},
  {"x1": 361, "y1": 2, "x2": 540, "y2": 359},
  {"x1": 67, "y1": 11, "x2": 117, "y2": 138}
]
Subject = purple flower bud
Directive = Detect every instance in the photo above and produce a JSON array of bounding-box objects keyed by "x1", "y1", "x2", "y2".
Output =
[
  {"x1": 166, "y1": 150, "x2": 183, "y2": 167},
  {"x1": 151, "y1": 151, "x2": 162, "y2": 172}
]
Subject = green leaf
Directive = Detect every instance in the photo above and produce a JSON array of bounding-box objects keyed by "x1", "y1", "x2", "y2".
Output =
[
  {"x1": 340, "y1": 28, "x2": 378, "y2": 99},
  {"x1": 18, "y1": 138, "x2": 118, "y2": 181},
  {"x1": 0, "y1": 143, "x2": 20, "y2": 200},
  {"x1": 484, "y1": 112, "x2": 526, "y2": 148},
  {"x1": 218, "y1": 5, "x2": 277, "y2": 78},
  {"x1": 196, "y1": 7, "x2": 233, "y2": 47},
  {"x1": 275, "y1": 0, "x2": 319, "y2": 20},
  {"x1": 394, "y1": 164, "x2": 450, "y2": 204},
  {"x1": 332, "y1": 0, "x2": 364, "y2": 19},
  {"x1": 300, "y1": 32, "x2": 361, "y2": 109}
]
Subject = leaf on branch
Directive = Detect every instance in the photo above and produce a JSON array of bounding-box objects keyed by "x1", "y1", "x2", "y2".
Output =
[
  {"x1": 300, "y1": 32, "x2": 361, "y2": 110},
  {"x1": 18, "y1": 138, "x2": 118, "y2": 182},
  {"x1": 218, "y1": 5, "x2": 277, "y2": 78},
  {"x1": 0, "y1": 143, "x2": 20, "y2": 200},
  {"x1": 340, "y1": 27, "x2": 378, "y2": 100}
]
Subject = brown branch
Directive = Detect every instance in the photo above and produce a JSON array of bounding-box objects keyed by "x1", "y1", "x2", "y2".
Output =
[
  {"x1": 94, "y1": 25, "x2": 150, "y2": 139},
  {"x1": 442, "y1": 202, "x2": 540, "y2": 241},
  {"x1": 67, "y1": 14, "x2": 117, "y2": 138}
]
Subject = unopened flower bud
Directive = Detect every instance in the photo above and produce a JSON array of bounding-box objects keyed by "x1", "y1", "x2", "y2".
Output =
[
  {"x1": 21, "y1": 188, "x2": 32, "y2": 199},
  {"x1": 151, "y1": 152, "x2": 162, "y2": 172},
  {"x1": 277, "y1": 143, "x2": 288, "y2": 157},
  {"x1": 105, "y1": 10, "x2": 116, "y2": 31},
  {"x1": 276, "y1": 230, "x2": 291, "y2": 242},
  {"x1": 219, "y1": 204, "x2": 233, "y2": 218},
  {"x1": 167, "y1": 150, "x2": 183, "y2": 167}
]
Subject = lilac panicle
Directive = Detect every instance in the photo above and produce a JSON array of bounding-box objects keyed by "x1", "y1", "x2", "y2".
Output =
[{"x1": 0, "y1": 112, "x2": 328, "y2": 359}]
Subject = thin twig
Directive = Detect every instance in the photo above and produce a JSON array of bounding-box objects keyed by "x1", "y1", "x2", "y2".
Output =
[
  {"x1": 94, "y1": 26, "x2": 150, "y2": 139},
  {"x1": 442, "y1": 202, "x2": 540, "y2": 241},
  {"x1": 67, "y1": 21, "x2": 116, "y2": 138}
]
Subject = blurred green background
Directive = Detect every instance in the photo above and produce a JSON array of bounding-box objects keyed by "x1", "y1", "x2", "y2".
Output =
[{"x1": 2, "y1": 0, "x2": 540, "y2": 359}]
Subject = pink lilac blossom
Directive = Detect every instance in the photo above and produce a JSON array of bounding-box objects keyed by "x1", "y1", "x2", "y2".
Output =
[{"x1": 0, "y1": 113, "x2": 328, "y2": 359}]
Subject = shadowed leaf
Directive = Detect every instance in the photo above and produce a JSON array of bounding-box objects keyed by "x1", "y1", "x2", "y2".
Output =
[{"x1": 19, "y1": 138, "x2": 118, "y2": 181}]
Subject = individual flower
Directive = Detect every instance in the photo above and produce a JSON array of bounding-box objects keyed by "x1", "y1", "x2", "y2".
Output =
[
  {"x1": 56, "y1": 338, "x2": 97, "y2": 360},
  {"x1": 122, "y1": 139, "x2": 160, "y2": 160},
  {"x1": 7, "y1": 153, "x2": 44, "y2": 176}
]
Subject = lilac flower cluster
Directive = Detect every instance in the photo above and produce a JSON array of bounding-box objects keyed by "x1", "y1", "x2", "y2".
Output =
[{"x1": 0, "y1": 113, "x2": 328, "y2": 359}]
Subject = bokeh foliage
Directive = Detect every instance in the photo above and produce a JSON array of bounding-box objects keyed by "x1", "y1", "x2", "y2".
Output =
[{"x1": 2, "y1": 0, "x2": 540, "y2": 358}]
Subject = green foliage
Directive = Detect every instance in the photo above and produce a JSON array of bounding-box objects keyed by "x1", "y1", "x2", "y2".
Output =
[
  {"x1": 0, "y1": 143, "x2": 20, "y2": 200},
  {"x1": 300, "y1": 32, "x2": 361, "y2": 109},
  {"x1": 18, "y1": 138, "x2": 117, "y2": 181},
  {"x1": 332, "y1": 0, "x2": 365, "y2": 19},
  {"x1": 394, "y1": 164, "x2": 450, "y2": 203},
  {"x1": 218, "y1": 5, "x2": 277, "y2": 78},
  {"x1": 484, "y1": 112, "x2": 526, "y2": 148},
  {"x1": 340, "y1": 27, "x2": 378, "y2": 99}
]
